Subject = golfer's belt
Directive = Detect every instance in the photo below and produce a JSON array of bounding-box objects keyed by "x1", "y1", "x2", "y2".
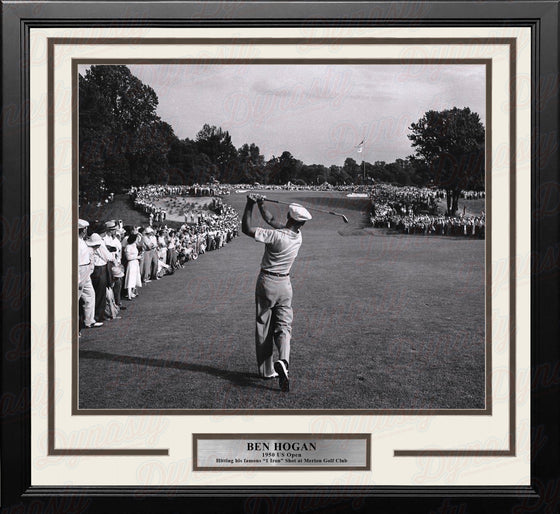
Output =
[{"x1": 260, "y1": 269, "x2": 289, "y2": 277}]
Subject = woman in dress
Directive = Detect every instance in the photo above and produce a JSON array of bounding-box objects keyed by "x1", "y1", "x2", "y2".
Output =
[{"x1": 124, "y1": 234, "x2": 142, "y2": 299}]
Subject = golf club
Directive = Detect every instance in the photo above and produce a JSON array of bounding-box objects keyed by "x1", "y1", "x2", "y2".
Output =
[{"x1": 262, "y1": 198, "x2": 349, "y2": 223}]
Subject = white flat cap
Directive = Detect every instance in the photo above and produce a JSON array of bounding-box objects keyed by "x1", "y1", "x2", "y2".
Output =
[
  {"x1": 288, "y1": 203, "x2": 312, "y2": 222},
  {"x1": 78, "y1": 219, "x2": 89, "y2": 229}
]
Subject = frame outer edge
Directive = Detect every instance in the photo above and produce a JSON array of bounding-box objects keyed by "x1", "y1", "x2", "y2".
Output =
[
  {"x1": 1, "y1": 1, "x2": 557, "y2": 22},
  {"x1": 1, "y1": 0, "x2": 558, "y2": 510},
  {"x1": 1, "y1": 1, "x2": 32, "y2": 508},
  {"x1": 532, "y1": 0, "x2": 560, "y2": 503}
]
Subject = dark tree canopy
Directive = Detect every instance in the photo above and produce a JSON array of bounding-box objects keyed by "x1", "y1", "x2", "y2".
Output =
[
  {"x1": 195, "y1": 124, "x2": 238, "y2": 182},
  {"x1": 235, "y1": 143, "x2": 266, "y2": 183},
  {"x1": 79, "y1": 65, "x2": 176, "y2": 201},
  {"x1": 266, "y1": 151, "x2": 302, "y2": 184},
  {"x1": 408, "y1": 107, "x2": 485, "y2": 214}
]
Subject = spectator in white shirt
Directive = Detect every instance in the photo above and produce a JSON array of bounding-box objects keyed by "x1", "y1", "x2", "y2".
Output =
[
  {"x1": 78, "y1": 219, "x2": 102, "y2": 328},
  {"x1": 87, "y1": 233, "x2": 114, "y2": 322}
]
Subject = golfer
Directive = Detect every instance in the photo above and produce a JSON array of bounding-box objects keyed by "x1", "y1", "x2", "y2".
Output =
[{"x1": 242, "y1": 194, "x2": 312, "y2": 392}]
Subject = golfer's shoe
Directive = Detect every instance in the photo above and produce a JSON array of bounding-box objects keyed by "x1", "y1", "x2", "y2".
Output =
[
  {"x1": 262, "y1": 372, "x2": 279, "y2": 380},
  {"x1": 274, "y1": 359, "x2": 289, "y2": 392}
]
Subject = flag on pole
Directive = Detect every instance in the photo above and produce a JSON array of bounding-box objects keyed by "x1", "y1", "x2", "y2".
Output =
[{"x1": 356, "y1": 140, "x2": 364, "y2": 153}]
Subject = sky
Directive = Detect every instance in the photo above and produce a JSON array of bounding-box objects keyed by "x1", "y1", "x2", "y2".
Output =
[{"x1": 112, "y1": 64, "x2": 485, "y2": 167}]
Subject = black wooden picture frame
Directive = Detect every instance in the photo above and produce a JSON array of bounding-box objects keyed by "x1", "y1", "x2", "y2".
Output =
[{"x1": 1, "y1": 1, "x2": 558, "y2": 512}]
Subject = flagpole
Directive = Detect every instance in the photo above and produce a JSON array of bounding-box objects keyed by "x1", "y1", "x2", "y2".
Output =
[{"x1": 356, "y1": 139, "x2": 366, "y2": 184}]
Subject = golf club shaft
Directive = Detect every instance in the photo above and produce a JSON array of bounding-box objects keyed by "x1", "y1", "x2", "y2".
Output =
[{"x1": 263, "y1": 198, "x2": 348, "y2": 221}]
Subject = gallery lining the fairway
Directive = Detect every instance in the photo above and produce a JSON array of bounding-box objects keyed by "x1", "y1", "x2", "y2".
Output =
[{"x1": 79, "y1": 190, "x2": 485, "y2": 411}]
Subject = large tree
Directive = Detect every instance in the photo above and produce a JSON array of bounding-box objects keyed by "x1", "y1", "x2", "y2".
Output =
[
  {"x1": 266, "y1": 151, "x2": 302, "y2": 185},
  {"x1": 79, "y1": 65, "x2": 176, "y2": 198},
  {"x1": 167, "y1": 137, "x2": 216, "y2": 184},
  {"x1": 300, "y1": 163, "x2": 329, "y2": 185},
  {"x1": 235, "y1": 143, "x2": 266, "y2": 183},
  {"x1": 408, "y1": 107, "x2": 485, "y2": 215},
  {"x1": 195, "y1": 124, "x2": 238, "y2": 182},
  {"x1": 327, "y1": 165, "x2": 351, "y2": 185},
  {"x1": 342, "y1": 158, "x2": 361, "y2": 184}
]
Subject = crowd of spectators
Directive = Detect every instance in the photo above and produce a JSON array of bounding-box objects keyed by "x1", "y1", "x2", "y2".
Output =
[
  {"x1": 369, "y1": 184, "x2": 485, "y2": 238},
  {"x1": 233, "y1": 182, "x2": 369, "y2": 193},
  {"x1": 370, "y1": 184, "x2": 440, "y2": 217},
  {"x1": 129, "y1": 182, "x2": 370, "y2": 197},
  {"x1": 129, "y1": 184, "x2": 238, "y2": 223},
  {"x1": 129, "y1": 184, "x2": 231, "y2": 202},
  {"x1": 372, "y1": 213, "x2": 486, "y2": 237},
  {"x1": 78, "y1": 193, "x2": 240, "y2": 334},
  {"x1": 461, "y1": 190, "x2": 485, "y2": 200}
]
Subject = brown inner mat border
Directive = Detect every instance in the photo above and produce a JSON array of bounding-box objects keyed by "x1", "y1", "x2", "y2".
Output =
[{"x1": 43, "y1": 36, "x2": 515, "y2": 457}]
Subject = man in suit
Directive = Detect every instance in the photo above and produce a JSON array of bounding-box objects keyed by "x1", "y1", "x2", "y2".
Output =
[{"x1": 242, "y1": 194, "x2": 312, "y2": 392}]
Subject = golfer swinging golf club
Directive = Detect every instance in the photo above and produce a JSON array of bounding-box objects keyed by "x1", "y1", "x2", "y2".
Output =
[{"x1": 242, "y1": 193, "x2": 312, "y2": 392}]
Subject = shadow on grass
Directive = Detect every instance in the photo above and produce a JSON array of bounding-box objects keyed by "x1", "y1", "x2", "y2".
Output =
[
  {"x1": 380, "y1": 229, "x2": 485, "y2": 241},
  {"x1": 79, "y1": 349, "x2": 272, "y2": 390}
]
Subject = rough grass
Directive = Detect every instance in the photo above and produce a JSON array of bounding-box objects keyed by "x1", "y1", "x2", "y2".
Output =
[{"x1": 79, "y1": 191, "x2": 485, "y2": 410}]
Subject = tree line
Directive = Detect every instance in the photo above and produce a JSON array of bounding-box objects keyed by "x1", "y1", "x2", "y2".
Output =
[{"x1": 80, "y1": 65, "x2": 485, "y2": 215}]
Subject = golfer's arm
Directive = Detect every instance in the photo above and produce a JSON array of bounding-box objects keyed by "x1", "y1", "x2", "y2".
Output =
[
  {"x1": 242, "y1": 202, "x2": 257, "y2": 238},
  {"x1": 258, "y1": 202, "x2": 284, "y2": 229}
]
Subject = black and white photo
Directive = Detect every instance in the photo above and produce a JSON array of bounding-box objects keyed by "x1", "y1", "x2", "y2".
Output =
[{"x1": 77, "y1": 63, "x2": 487, "y2": 411}]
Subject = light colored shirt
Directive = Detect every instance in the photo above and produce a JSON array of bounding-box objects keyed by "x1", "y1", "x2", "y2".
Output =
[
  {"x1": 78, "y1": 238, "x2": 94, "y2": 284},
  {"x1": 254, "y1": 227, "x2": 302, "y2": 275},
  {"x1": 92, "y1": 242, "x2": 114, "y2": 266},
  {"x1": 103, "y1": 234, "x2": 122, "y2": 262},
  {"x1": 78, "y1": 238, "x2": 91, "y2": 266}
]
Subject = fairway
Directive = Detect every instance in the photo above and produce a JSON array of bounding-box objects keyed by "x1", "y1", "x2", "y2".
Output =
[{"x1": 79, "y1": 191, "x2": 485, "y2": 410}]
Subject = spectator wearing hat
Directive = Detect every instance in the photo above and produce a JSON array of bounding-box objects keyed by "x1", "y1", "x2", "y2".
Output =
[
  {"x1": 141, "y1": 227, "x2": 154, "y2": 284},
  {"x1": 102, "y1": 220, "x2": 124, "y2": 309},
  {"x1": 78, "y1": 219, "x2": 102, "y2": 328},
  {"x1": 242, "y1": 194, "x2": 312, "y2": 392},
  {"x1": 136, "y1": 227, "x2": 145, "y2": 279},
  {"x1": 147, "y1": 227, "x2": 160, "y2": 280},
  {"x1": 87, "y1": 233, "x2": 115, "y2": 323}
]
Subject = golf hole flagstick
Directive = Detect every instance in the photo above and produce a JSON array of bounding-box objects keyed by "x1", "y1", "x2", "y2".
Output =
[{"x1": 262, "y1": 198, "x2": 349, "y2": 223}]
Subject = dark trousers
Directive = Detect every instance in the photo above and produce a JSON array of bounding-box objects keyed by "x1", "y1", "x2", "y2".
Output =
[
  {"x1": 113, "y1": 276, "x2": 122, "y2": 305},
  {"x1": 167, "y1": 248, "x2": 177, "y2": 269},
  {"x1": 91, "y1": 264, "x2": 108, "y2": 322},
  {"x1": 150, "y1": 250, "x2": 159, "y2": 279}
]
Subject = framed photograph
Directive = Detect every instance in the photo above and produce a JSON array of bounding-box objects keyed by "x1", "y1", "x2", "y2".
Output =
[{"x1": 2, "y1": 1, "x2": 558, "y2": 511}]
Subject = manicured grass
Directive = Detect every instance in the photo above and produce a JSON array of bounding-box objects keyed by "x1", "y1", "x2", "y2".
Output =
[{"x1": 79, "y1": 191, "x2": 485, "y2": 410}]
